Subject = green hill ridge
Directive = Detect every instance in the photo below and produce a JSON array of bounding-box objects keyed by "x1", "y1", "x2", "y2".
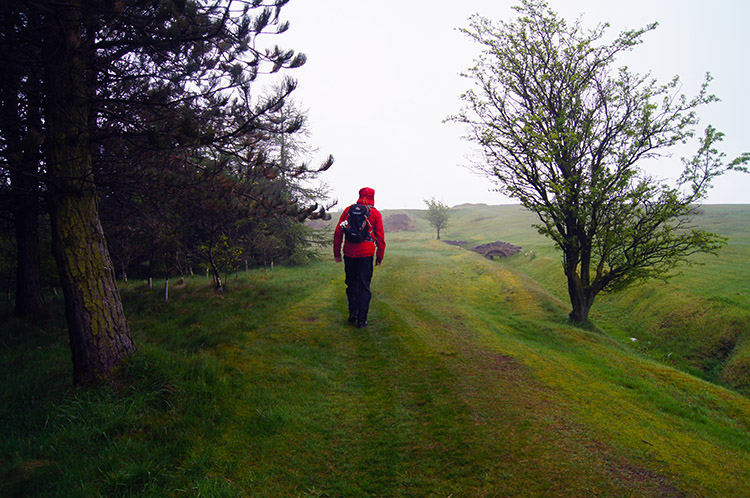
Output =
[{"x1": 1, "y1": 205, "x2": 748, "y2": 497}]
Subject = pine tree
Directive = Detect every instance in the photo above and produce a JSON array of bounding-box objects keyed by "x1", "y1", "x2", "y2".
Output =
[{"x1": 1, "y1": 0, "x2": 321, "y2": 384}]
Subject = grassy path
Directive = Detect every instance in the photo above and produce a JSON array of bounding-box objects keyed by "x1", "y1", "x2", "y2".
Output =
[
  {"x1": 2, "y1": 233, "x2": 749, "y2": 497},
  {"x1": 191, "y1": 235, "x2": 748, "y2": 497}
]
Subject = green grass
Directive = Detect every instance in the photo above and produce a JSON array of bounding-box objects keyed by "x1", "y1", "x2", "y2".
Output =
[
  {"x1": 1, "y1": 205, "x2": 749, "y2": 497},
  {"x1": 441, "y1": 204, "x2": 750, "y2": 394}
]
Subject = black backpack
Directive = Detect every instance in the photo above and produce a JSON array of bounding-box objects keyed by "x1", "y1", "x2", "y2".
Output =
[{"x1": 343, "y1": 203, "x2": 373, "y2": 243}]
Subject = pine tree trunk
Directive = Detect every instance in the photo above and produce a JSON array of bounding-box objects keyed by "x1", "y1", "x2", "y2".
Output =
[
  {"x1": 176, "y1": 252, "x2": 185, "y2": 285},
  {"x1": 147, "y1": 255, "x2": 154, "y2": 289},
  {"x1": 6, "y1": 269, "x2": 12, "y2": 303},
  {"x1": 1, "y1": 17, "x2": 46, "y2": 317},
  {"x1": 14, "y1": 203, "x2": 45, "y2": 316},
  {"x1": 44, "y1": 2, "x2": 135, "y2": 385}
]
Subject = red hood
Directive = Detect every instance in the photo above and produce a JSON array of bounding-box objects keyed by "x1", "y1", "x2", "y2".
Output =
[{"x1": 357, "y1": 187, "x2": 375, "y2": 206}]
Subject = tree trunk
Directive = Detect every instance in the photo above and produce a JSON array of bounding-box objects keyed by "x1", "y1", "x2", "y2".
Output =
[
  {"x1": 43, "y1": 2, "x2": 135, "y2": 385},
  {"x1": 1, "y1": 15, "x2": 46, "y2": 317},
  {"x1": 211, "y1": 260, "x2": 223, "y2": 292},
  {"x1": 207, "y1": 245, "x2": 223, "y2": 292},
  {"x1": 6, "y1": 266, "x2": 13, "y2": 303},
  {"x1": 14, "y1": 202, "x2": 46, "y2": 316},
  {"x1": 565, "y1": 238, "x2": 598, "y2": 323},
  {"x1": 175, "y1": 252, "x2": 185, "y2": 285},
  {"x1": 566, "y1": 271, "x2": 595, "y2": 323}
]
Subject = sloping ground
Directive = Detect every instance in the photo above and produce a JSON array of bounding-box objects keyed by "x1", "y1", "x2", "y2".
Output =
[
  {"x1": 441, "y1": 204, "x2": 750, "y2": 396},
  {"x1": 1, "y1": 231, "x2": 748, "y2": 497},
  {"x1": 369, "y1": 237, "x2": 750, "y2": 497}
]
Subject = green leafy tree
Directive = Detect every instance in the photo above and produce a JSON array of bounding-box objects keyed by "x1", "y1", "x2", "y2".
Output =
[
  {"x1": 449, "y1": 0, "x2": 749, "y2": 322},
  {"x1": 424, "y1": 198, "x2": 451, "y2": 240}
]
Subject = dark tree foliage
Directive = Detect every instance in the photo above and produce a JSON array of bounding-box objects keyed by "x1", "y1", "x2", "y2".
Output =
[
  {"x1": 0, "y1": 0, "x2": 332, "y2": 384},
  {"x1": 0, "y1": 3, "x2": 46, "y2": 316},
  {"x1": 450, "y1": 0, "x2": 749, "y2": 322},
  {"x1": 97, "y1": 82, "x2": 333, "y2": 292}
]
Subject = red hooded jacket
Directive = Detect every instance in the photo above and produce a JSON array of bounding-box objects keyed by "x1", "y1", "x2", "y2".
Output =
[{"x1": 333, "y1": 187, "x2": 386, "y2": 263}]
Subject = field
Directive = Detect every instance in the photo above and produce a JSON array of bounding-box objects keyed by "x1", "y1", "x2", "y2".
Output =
[{"x1": 1, "y1": 204, "x2": 749, "y2": 497}]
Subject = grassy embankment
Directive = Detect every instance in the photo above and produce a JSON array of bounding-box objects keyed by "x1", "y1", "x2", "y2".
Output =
[
  {"x1": 1, "y1": 204, "x2": 748, "y2": 497},
  {"x1": 439, "y1": 203, "x2": 750, "y2": 394}
]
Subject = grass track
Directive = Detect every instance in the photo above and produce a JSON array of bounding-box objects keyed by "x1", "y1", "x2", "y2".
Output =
[
  {"x1": 206, "y1": 258, "x2": 683, "y2": 496},
  {"x1": 1, "y1": 227, "x2": 749, "y2": 497}
]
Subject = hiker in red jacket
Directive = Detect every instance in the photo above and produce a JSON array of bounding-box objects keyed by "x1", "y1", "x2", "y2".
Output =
[{"x1": 333, "y1": 187, "x2": 386, "y2": 328}]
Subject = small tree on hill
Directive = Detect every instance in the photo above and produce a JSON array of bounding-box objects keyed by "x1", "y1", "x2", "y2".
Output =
[
  {"x1": 449, "y1": 0, "x2": 749, "y2": 322},
  {"x1": 425, "y1": 198, "x2": 451, "y2": 240}
]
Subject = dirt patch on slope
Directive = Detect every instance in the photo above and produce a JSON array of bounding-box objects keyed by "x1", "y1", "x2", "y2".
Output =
[{"x1": 384, "y1": 213, "x2": 417, "y2": 232}]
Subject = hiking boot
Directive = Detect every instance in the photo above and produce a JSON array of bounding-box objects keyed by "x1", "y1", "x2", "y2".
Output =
[{"x1": 357, "y1": 320, "x2": 368, "y2": 329}]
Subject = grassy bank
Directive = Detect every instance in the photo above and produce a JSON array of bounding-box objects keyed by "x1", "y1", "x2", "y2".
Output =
[
  {"x1": 439, "y1": 204, "x2": 750, "y2": 394},
  {"x1": 2, "y1": 222, "x2": 749, "y2": 496}
]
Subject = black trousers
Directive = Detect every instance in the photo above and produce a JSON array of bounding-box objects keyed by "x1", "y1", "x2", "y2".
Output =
[{"x1": 344, "y1": 256, "x2": 374, "y2": 321}]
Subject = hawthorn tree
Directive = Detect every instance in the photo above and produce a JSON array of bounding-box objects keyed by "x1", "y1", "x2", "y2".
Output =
[
  {"x1": 424, "y1": 198, "x2": 451, "y2": 240},
  {"x1": 450, "y1": 0, "x2": 749, "y2": 322}
]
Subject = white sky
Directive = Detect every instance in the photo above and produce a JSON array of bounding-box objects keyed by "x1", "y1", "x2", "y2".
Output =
[{"x1": 275, "y1": 0, "x2": 750, "y2": 209}]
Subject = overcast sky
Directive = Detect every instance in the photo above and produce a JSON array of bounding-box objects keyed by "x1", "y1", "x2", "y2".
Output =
[{"x1": 274, "y1": 0, "x2": 750, "y2": 209}]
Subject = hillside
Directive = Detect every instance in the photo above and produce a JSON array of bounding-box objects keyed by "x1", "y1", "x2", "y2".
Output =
[
  {"x1": 434, "y1": 204, "x2": 750, "y2": 395},
  {"x1": 1, "y1": 204, "x2": 749, "y2": 497}
]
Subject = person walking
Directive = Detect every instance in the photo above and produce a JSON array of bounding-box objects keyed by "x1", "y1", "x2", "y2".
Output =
[{"x1": 333, "y1": 187, "x2": 386, "y2": 328}]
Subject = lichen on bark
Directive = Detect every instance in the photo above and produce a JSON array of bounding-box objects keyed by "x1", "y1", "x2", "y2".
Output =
[{"x1": 44, "y1": 0, "x2": 135, "y2": 385}]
